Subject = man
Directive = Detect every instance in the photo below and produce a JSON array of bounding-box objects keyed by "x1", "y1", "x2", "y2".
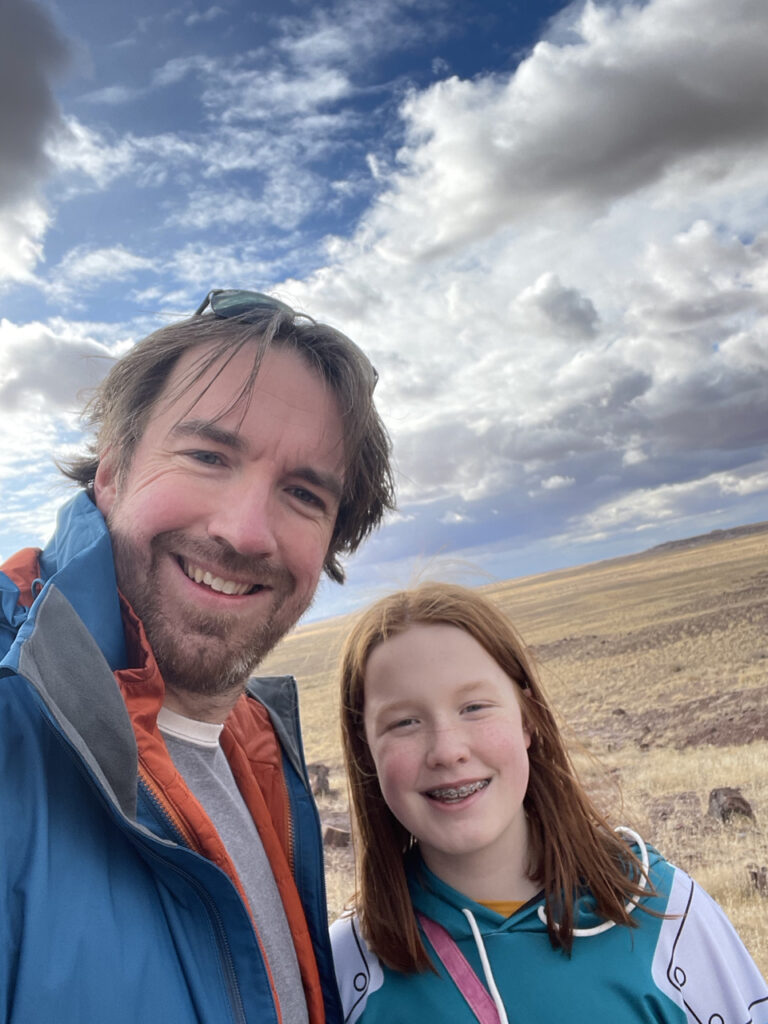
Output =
[{"x1": 0, "y1": 290, "x2": 394, "y2": 1023}]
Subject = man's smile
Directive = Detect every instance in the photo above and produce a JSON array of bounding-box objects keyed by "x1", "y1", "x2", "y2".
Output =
[{"x1": 179, "y1": 556, "x2": 265, "y2": 596}]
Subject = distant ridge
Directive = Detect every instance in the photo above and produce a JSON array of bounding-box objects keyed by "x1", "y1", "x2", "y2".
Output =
[{"x1": 644, "y1": 520, "x2": 768, "y2": 555}]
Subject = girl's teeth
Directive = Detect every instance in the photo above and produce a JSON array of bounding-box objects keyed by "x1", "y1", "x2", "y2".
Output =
[{"x1": 429, "y1": 780, "x2": 489, "y2": 801}]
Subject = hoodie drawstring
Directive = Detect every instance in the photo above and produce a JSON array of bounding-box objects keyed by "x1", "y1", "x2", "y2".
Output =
[
  {"x1": 461, "y1": 908, "x2": 510, "y2": 1024},
  {"x1": 537, "y1": 826, "x2": 650, "y2": 936},
  {"x1": 420, "y1": 827, "x2": 649, "y2": 1022}
]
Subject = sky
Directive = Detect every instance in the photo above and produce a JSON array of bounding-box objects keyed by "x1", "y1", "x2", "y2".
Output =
[{"x1": 1, "y1": 0, "x2": 767, "y2": 622}]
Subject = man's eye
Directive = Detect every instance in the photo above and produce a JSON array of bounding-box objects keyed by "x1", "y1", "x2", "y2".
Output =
[
  {"x1": 189, "y1": 450, "x2": 223, "y2": 465},
  {"x1": 289, "y1": 486, "x2": 325, "y2": 509}
]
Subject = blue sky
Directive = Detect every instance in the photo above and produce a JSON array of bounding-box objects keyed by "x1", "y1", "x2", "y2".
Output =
[{"x1": 1, "y1": 0, "x2": 767, "y2": 622}]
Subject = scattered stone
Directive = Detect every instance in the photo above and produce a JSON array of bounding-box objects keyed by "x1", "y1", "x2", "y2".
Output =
[
  {"x1": 323, "y1": 825, "x2": 350, "y2": 848},
  {"x1": 648, "y1": 791, "x2": 702, "y2": 825},
  {"x1": 308, "y1": 763, "x2": 331, "y2": 798},
  {"x1": 747, "y1": 863, "x2": 768, "y2": 896},
  {"x1": 708, "y1": 787, "x2": 755, "y2": 824}
]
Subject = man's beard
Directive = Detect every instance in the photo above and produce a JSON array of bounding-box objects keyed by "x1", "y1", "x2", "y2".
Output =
[{"x1": 110, "y1": 527, "x2": 304, "y2": 697}]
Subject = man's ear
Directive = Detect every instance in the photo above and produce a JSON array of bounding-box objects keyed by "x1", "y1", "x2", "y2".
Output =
[{"x1": 93, "y1": 448, "x2": 118, "y2": 516}]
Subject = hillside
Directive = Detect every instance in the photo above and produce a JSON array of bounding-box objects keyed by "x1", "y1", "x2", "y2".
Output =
[{"x1": 258, "y1": 525, "x2": 768, "y2": 974}]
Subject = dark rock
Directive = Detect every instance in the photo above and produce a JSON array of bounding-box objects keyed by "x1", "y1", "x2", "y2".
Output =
[
  {"x1": 323, "y1": 825, "x2": 350, "y2": 848},
  {"x1": 747, "y1": 863, "x2": 768, "y2": 896},
  {"x1": 648, "y1": 791, "x2": 702, "y2": 825},
  {"x1": 708, "y1": 787, "x2": 755, "y2": 823},
  {"x1": 308, "y1": 762, "x2": 330, "y2": 798}
]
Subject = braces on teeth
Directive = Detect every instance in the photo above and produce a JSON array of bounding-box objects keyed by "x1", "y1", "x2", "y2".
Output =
[{"x1": 431, "y1": 780, "x2": 488, "y2": 800}]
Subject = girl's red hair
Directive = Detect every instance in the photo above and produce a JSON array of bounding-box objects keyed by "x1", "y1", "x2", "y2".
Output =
[{"x1": 339, "y1": 582, "x2": 649, "y2": 972}]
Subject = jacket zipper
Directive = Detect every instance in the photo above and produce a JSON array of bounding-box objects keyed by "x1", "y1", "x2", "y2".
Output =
[
  {"x1": 139, "y1": 777, "x2": 250, "y2": 1024},
  {"x1": 29, "y1": 702, "x2": 254, "y2": 1024}
]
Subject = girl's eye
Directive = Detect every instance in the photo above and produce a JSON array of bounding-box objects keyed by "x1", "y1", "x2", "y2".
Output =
[
  {"x1": 388, "y1": 717, "x2": 417, "y2": 731},
  {"x1": 463, "y1": 701, "x2": 491, "y2": 714}
]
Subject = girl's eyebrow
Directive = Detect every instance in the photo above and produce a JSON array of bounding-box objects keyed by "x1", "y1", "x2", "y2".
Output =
[
  {"x1": 372, "y1": 697, "x2": 417, "y2": 715},
  {"x1": 371, "y1": 679, "x2": 492, "y2": 712}
]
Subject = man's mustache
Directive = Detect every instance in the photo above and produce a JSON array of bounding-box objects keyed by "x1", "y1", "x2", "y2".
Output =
[{"x1": 154, "y1": 530, "x2": 295, "y2": 590}]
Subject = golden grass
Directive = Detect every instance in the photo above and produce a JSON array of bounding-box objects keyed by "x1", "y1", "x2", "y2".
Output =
[{"x1": 260, "y1": 527, "x2": 768, "y2": 977}]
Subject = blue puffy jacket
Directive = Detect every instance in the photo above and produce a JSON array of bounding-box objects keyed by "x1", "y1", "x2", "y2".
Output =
[{"x1": 0, "y1": 491, "x2": 342, "y2": 1024}]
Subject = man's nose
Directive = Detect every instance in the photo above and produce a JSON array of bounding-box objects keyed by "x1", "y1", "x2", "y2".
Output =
[
  {"x1": 206, "y1": 479, "x2": 279, "y2": 558},
  {"x1": 425, "y1": 724, "x2": 470, "y2": 769}
]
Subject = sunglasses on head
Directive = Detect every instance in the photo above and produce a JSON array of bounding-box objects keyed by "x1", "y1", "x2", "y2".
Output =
[
  {"x1": 194, "y1": 288, "x2": 294, "y2": 320},
  {"x1": 194, "y1": 288, "x2": 379, "y2": 390}
]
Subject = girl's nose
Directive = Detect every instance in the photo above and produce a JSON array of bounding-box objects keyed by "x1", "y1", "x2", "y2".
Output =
[{"x1": 425, "y1": 724, "x2": 470, "y2": 769}]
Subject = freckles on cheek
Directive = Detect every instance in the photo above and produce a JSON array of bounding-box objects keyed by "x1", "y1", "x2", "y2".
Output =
[{"x1": 375, "y1": 749, "x2": 414, "y2": 798}]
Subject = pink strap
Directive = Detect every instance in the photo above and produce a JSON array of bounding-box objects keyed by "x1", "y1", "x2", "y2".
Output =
[{"x1": 417, "y1": 913, "x2": 501, "y2": 1024}]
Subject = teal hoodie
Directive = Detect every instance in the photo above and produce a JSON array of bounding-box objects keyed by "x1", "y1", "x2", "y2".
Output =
[{"x1": 331, "y1": 836, "x2": 768, "y2": 1023}]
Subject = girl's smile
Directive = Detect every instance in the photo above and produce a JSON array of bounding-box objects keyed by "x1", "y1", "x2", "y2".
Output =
[{"x1": 363, "y1": 622, "x2": 537, "y2": 901}]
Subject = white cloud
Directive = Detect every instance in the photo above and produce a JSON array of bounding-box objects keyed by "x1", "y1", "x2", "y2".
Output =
[
  {"x1": 268, "y1": 0, "x2": 768, "y2": 555},
  {"x1": 541, "y1": 475, "x2": 574, "y2": 491},
  {"x1": 276, "y1": 0, "x2": 446, "y2": 69},
  {"x1": 46, "y1": 245, "x2": 158, "y2": 305},
  {"x1": 440, "y1": 511, "x2": 472, "y2": 525},
  {"x1": 79, "y1": 84, "x2": 145, "y2": 105},
  {"x1": 578, "y1": 462, "x2": 768, "y2": 537},
  {"x1": 3, "y1": 0, "x2": 768, "y2": 602},
  {"x1": 185, "y1": 6, "x2": 226, "y2": 27},
  {"x1": 167, "y1": 173, "x2": 326, "y2": 232},
  {"x1": 48, "y1": 117, "x2": 139, "y2": 190},
  {"x1": 355, "y1": 0, "x2": 768, "y2": 259},
  {"x1": 514, "y1": 272, "x2": 599, "y2": 339},
  {"x1": 0, "y1": 197, "x2": 50, "y2": 283},
  {"x1": 152, "y1": 54, "x2": 219, "y2": 88},
  {"x1": 213, "y1": 66, "x2": 352, "y2": 122},
  {"x1": 0, "y1": 318, "x2": 116, "y2": 411}
]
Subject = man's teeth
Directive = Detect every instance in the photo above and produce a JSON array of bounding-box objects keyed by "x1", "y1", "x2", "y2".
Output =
[
  {"x1": 428, "y1": 780, "x2": 489, "y2": 802},
  {"x1": 183, "y1": 562, "x2": 254, "y2": 595}
]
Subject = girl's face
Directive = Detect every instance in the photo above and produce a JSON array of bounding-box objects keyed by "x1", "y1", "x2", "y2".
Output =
[{"x1": 363, "y1": 622, "x2": 534, "y2": 899}]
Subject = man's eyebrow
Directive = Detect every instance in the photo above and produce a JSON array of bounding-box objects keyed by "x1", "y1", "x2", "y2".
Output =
[
  {"x1": 171, "y1": 419, "x2": 247, "y2": 451},
  {"x1": 171, "y1": 418, "x2": 344, "y2": 502},
  {"x1": 294, "y1": 466, "x2": 344, "y2": 504}
]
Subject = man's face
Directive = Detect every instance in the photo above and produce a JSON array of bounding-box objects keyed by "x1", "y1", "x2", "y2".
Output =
[{"x1": 94, "y1": 343, "x2": 345, "y2": 698}]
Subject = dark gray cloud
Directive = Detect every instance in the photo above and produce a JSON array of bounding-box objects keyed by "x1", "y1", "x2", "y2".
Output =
[{"x1": 0, "y1": 0, "x2": 70, "y2": 208}]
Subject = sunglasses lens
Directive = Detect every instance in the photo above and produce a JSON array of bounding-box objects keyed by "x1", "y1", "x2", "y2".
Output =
[{"x1": 208, "y1": 289, "x2": 294, "y2": 320}]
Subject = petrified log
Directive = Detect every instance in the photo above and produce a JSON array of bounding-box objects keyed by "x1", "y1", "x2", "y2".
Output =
[
  {"x1": 323, "y1": 825, "x2": 350, "y2": 848},
  {"x1": 747, "y1": 863, "x2": 768, "y2": 896},
  {"x1": 308, "y1": 762, "x2": 331, "y2": 798},
  {"x1": 707, "y1": 787, "x2": 755, "y2": 823}
]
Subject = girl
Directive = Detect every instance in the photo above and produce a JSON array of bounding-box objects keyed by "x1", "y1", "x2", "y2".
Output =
[{"x1": 331, "y1": 582, "x2": 767, "y2": 1023}]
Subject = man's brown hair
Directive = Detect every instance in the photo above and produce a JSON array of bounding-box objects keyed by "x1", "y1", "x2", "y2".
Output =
[{"x1": 61, "y1": 303, "x2": 395, "y2": 583}]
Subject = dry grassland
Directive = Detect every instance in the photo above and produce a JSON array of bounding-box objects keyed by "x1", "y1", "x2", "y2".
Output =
[{"x1": 259, "y1": 526, "x2": 768, "y2": 977}]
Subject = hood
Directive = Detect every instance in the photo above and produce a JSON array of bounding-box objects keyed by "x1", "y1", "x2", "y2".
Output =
[
  {"x1": 0, "y1": 491, "x2": 126, "y2": 672},
  {"x1": 407, "y1": 854, "x2": 547, "y2": 940},
  {"x1": 407, "y1": 829, "x2": 654, "y2": 941},
  {"x1": 0, "y1": 491, "x2": 138, "y2": 819}
]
